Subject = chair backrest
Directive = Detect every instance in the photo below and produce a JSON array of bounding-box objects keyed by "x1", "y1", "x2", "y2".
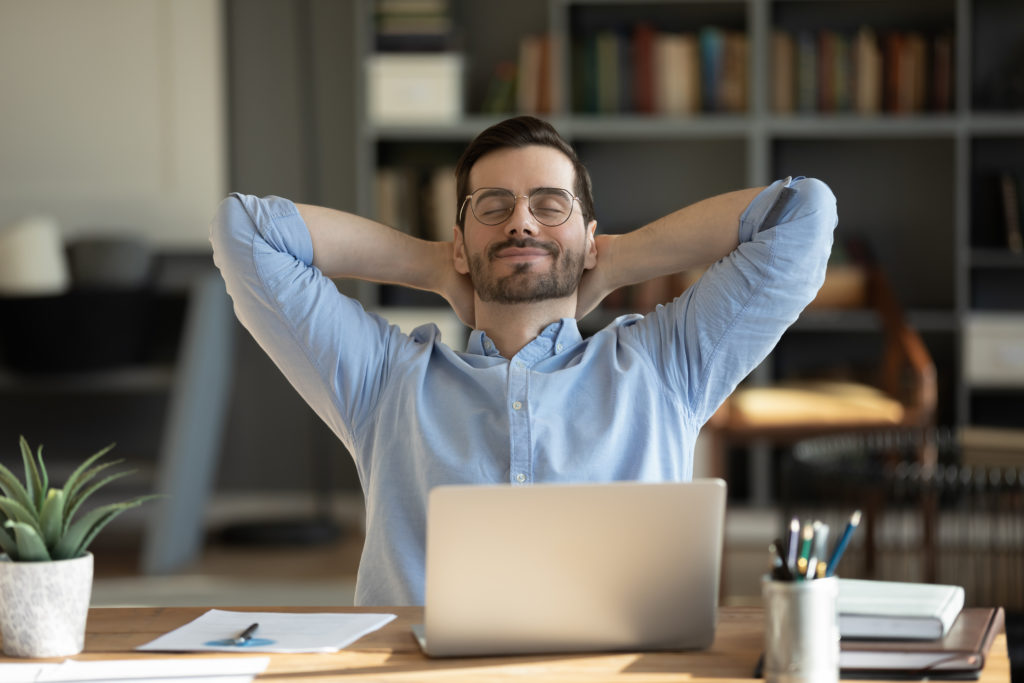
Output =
[{"x1": 869, "y1": 266, "x2": 938, "y2": 430}]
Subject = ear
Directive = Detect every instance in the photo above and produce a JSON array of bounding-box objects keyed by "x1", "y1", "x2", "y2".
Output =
[
  {"x1": 453, "y1": 225, "x2": 470, "y2": 275},
  {"x1": 583, "y1": 219, "x2": 598, "y2": 270}
]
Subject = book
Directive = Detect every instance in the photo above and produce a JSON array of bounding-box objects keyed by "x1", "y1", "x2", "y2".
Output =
[
  {"x1": 719, "y1": 30, "x2": 747, "y2": 112},
  {"x1": 840, "y1": 607, "x2": 1005, "y2": 677},
  {"x1": 631, "y1": 23, "x2": 656, "y2": 114},
  {"x1": 838, "y1": 578, "x2": 965, "y2": 640},
  {"x1": 999, "y1": 172, "x2": 1024, "y2": 253},
  {"x1": 854, "y1": 26, "x2": 882, "y2": 115},
  {"x1": 654, "y1": 32, "x2": 700, "y2": 115},
  {"x1": 796, "y1": 31, "x2": 818, "y2": 113},
  {"x1": 817, "y1": 30, "x2": 836, "y2": 112},
  {"x1": 426, "y1": 166, "x2": 457, "y2": 243},
  {"x1": 375, "y1": 167, "x2": 419, "y2": 235},
  {"x1": 698, "y1": 26, "x2": 725, "y2": 112},
  {"x1": 932, "y1": 32, "x2": 954, "y2": 112},
  {"x1": 772, "y1": 30, "x2": 795, "y2": 113},
  {"x1": 595, "y1": 30, "x2": 621, "y2": 114},
  {"x1": 517, "y1": 34, "x2": 543, "y2": 114},
  {"x1": 480, "y1": 60, "x2": 517, "y2": 114}
]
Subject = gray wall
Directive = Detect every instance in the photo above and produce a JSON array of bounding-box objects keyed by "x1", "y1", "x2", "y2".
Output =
[{"x1": 217, "y1": 0, "x2": 362, "y2": 493}]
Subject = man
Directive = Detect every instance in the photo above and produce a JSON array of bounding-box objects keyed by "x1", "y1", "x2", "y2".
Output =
[{"x1": 211, "y1": 116, "x2": 837, "y2": 606}]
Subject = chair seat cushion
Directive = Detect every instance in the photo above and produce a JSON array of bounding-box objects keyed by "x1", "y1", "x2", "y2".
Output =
[{"x1": 729, "y1": 381, "x2": 905, "y2": 429}]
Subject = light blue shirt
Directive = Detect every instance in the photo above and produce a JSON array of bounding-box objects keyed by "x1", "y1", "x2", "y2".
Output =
[{"x1": 210, "y1": 176, "x2": 837, "y2": 605}]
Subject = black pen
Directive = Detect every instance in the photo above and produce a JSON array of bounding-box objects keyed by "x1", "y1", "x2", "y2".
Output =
[
  {"x1": 769, "y1": 539, "x2": 793, "y2": 581},
  {"x1": 232, "y1": 622, "x2": 259, "y2": 646}
]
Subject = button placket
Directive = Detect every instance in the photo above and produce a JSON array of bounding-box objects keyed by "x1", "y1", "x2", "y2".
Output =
[{"x1": 508, "y1": 357, "x2": 531, "y2": 485}]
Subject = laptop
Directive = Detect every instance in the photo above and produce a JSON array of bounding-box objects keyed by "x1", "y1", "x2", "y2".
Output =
[{"x1": 412, "y1": 478, "x2": 727, "y2": 657}]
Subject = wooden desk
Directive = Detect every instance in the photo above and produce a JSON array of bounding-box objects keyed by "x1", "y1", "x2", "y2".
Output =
[{"x1": 2, "y1": 606, "x2": 1011, "y2": 682}]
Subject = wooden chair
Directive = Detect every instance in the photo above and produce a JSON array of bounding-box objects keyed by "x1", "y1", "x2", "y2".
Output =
[{"x1": 705, "y1": 264, "x2": 937, "y2": 468}]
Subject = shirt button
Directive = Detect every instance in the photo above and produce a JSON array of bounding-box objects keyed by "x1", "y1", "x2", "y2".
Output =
[
  {"x1": 512, "y1": 400, "x2": 523, "y2": 410},
  {"x1": 556, "y1": 343, "x2": 564, "y2": 352},
  {"x1": 515, "y1": 360, "x2": 525, "y2": 369},
  {"x1": 515, "y1": 473, "x2": 526, "y2": 483}
]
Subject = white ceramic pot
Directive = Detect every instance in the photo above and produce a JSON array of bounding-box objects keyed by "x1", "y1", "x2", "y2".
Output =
[{"x1": 0, "y1": 552, "x2": 93, "y2": 657}]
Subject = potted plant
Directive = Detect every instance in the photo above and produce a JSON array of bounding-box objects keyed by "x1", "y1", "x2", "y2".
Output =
[{"x1": 0, "y1": 436, "x2": 158, "y2": 657}]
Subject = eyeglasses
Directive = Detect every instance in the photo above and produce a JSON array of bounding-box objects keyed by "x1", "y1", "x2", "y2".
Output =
[{"x1": 459, "y1": 187, "x2": 580, "y2": 227}]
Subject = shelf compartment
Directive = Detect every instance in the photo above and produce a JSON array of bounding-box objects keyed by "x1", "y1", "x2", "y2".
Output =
[
  {"x1": 772, "y1": 137, "x2": 956, "y2": 311},
  {"x1": 574, "y1": 137, "x2": 746, "y2": 234},
  {"x1": 567, "y1": 1, "x2": 748, "y2": 115},
  {"x1": 771, "y1": 0, "x2": 956, "y2": 116},
  {"x1": 969, "y1": 136, "x2": 1024, "y2": 251},
  {"x1": 971, "y1": 0, "x2": 1024, "y2": 112}
]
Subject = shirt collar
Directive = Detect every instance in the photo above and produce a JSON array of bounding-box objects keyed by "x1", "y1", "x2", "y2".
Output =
[{"x1": 467, "y1": 318, "x2": 583, "y2": 362}]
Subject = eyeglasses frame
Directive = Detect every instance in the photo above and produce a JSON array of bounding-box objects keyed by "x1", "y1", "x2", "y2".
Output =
[{"x1": 458, "y1": 187, "x2": 581, "y2": 228}]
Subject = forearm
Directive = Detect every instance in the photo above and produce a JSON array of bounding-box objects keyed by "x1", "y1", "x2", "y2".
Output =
[
  {"x1": 602, "y1": 186, "x2": 763, "y2": 290},
  {"x1": 299, "y1": 203, "x2": 450, "y2": 292}
]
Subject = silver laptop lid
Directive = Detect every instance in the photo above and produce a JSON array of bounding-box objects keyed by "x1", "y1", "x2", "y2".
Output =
[{"x1": 421, "y1": 479, "x2": 727, "y2": 657}]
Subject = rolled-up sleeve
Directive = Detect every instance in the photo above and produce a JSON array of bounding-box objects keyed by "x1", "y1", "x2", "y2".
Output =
[
  {"x1": 210, "y1": 193, "x2": 395, "y2": 456},
  {"x1": 630, "y1": 177, "x2": 838, "y2": 425}
]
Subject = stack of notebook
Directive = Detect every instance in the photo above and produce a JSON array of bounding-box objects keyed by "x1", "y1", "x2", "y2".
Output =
[{"x1": 837, "y1": 579, "x2": 1005, "y2": 679}]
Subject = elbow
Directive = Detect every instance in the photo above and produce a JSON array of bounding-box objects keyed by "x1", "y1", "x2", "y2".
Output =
[
  {"x1": 791, "y1": 177, "x2": 839, "y2": 233},
  {"x1": 209, "y1": 193, "x2": 256, "y2": 256},
  {"x1": 210, "y1": 194, "x2": 243, "y2": 243}
]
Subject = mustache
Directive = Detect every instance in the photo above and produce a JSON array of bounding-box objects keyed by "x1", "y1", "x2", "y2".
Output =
[{"x1": 487, "y1": 237, "x2": 559, "y2": 260}]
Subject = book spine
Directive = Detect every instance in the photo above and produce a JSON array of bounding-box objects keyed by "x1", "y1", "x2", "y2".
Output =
[
  {"x1": 632, "y1": 23, "x2": 656, "y2": 114},
  {"x1": 1000, "y1": 173, "x2": 1024, "y2": 253},
  {"x1": 772, "y1": 30, "x2": 795, "y2": 114}
]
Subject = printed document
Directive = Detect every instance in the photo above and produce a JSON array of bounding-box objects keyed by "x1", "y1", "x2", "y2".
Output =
[{"x1": 136, "y1": 609, "x2": 396, "y2": 653}]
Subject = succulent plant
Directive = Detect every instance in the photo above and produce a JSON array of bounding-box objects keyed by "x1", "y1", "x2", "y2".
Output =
[{"x1": 0, "y1": 436, "x2": 159, "y2": 562}]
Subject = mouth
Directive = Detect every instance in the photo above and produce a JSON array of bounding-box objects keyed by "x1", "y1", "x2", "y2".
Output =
[
  {"x1": 495, "y1": 247, "x2": 552, "y2": 262},
  {"x1": 489, "y1": 239, "x2": 557, "y2": 263}
]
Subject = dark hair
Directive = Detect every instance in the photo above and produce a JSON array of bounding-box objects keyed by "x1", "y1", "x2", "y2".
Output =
[{"x1": 454, "y1": 116, "x2": 595, "y2": 230}]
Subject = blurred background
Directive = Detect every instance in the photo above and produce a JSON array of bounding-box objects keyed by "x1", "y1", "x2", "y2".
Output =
[{"x1": 0, "y1": 5, "x2": 1022, "y2": 664}]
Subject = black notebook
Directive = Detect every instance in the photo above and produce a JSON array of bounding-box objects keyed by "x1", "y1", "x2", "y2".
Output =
[
  {"x1": 755, "y1": 608, "x2": 1004, "y2": 681},
  {"x1": 840, "y1": 607, "x2": 1005, "y2": 679}
]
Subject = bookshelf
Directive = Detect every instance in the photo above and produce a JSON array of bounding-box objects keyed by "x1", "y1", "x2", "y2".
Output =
[{"x1": 337, "y1": 0, "x2": 1024, "y2": 430}]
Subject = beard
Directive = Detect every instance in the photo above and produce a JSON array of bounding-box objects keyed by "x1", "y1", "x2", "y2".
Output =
[{"x1": 468, "y1": 237, "x2": 587, "y2": 304}]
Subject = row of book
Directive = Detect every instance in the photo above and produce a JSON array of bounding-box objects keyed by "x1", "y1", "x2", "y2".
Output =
[
  {"x1": 374, "y1": 0, "x2": 453, "y2": 51},
  {"x1": 574, "y1": 25, "x2": 747, "y2": 115},
  {"x1": 773, "y1": 27, "x2": 955, "y2": 115},
  {"x1": 484, "y1": 25, "x2": 749, "y2": 117},
  {"x1": 375, "y1": 165, "x2": 456, "y2": 243}
]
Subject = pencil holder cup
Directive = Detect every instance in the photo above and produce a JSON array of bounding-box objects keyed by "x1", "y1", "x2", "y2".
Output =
[{"x1": 762, "y1": 575, "x2": 839, "y2": 683}]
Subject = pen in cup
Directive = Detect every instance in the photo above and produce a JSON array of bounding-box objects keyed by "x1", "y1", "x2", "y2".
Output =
[
  {"x1": 769, "y1": 510, "x2": 860, "y2": 581},
  {"x1": 811, "y1": 521, "x2": 830, "y2": 579},
  {"x1": 786, "y1": 517, "x2": 800, "y2": 575},
  {"x1": 824, "y1": 509, "x2": 861, "y2": 577},
  {"x1": 795, "y1": 523, "x2": 813, "y2": 581},
  {"x1": 232, "y1": 622, "x2": 260, "y2": 646},
  {"x1": 770, "y1": 539, "x2": 793, "y2": 581}
]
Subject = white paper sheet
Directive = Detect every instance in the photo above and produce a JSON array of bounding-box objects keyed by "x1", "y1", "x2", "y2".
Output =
[
  {"x1": 0, "y1": 656, "x2": 269, "y2": 682},
  {"x1": 136, "y1": 609, "x2": 397, "y2": 653}
]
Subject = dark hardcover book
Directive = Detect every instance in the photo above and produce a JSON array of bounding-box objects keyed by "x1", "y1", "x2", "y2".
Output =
[
  {"x1": 840, "y1": 607, "x2": 1005, "y2": 678},
  {"x1": 1000, "y1": 173, "x2": 1024, "y2": 253},
  {"x1": 632, "y1": 22, "x2": 656, "y2": 114}
]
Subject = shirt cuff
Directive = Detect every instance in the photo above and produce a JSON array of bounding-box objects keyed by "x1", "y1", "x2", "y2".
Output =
[
  {"x1": 738, "y1": 176, "x2": 804, "y2": 243},
  {"x1": 229, "y1": 193, "x2": 315, "y2": 267}
]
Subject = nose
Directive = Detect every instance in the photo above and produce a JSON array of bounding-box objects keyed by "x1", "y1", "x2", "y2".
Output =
[{"x1": 503, "y1": 196, "x2": 539, "y2": 236}]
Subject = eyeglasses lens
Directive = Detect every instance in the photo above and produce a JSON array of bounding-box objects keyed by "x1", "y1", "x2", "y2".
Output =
[{"x1": 470, "y1": 189, "x2": 574, "y2": 227}]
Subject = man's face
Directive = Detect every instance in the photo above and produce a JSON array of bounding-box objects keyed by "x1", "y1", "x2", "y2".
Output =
[{"x1": 454, "y1": 145, "x2": 597, "y2": 305}]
